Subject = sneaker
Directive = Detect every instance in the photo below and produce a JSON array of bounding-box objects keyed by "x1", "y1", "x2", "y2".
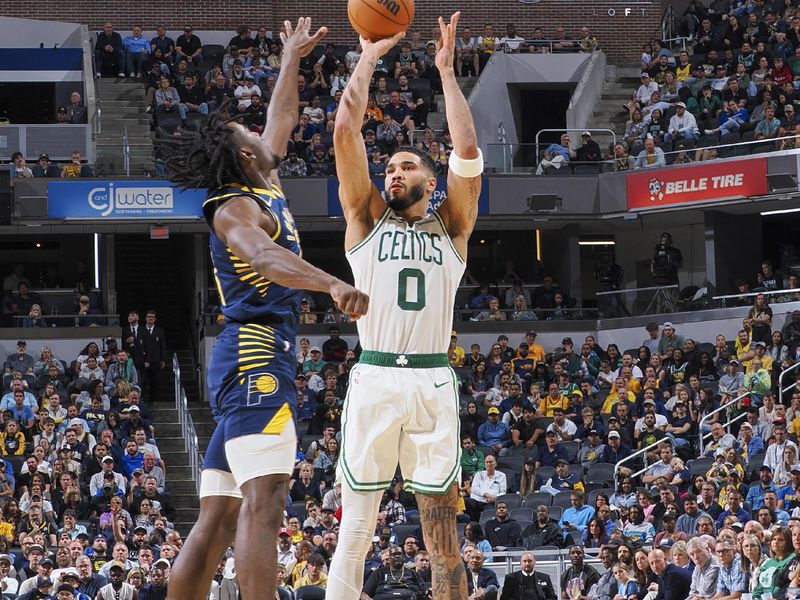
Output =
[
  {"x1": 704, "y1": 129, "x2": 713, "y2": 135},
  {"x1": 118, "y1": 72, "x2": 125, "y2": 77},
  {"x1": 136, "y1": 72, "x2": 142, "y2": 78},
  {"x1": 95, "y1": 72, "x2": 101, "y2": 78},
  {"x1": 145, "y1": 106, "x2": 152, "y2": 114}
]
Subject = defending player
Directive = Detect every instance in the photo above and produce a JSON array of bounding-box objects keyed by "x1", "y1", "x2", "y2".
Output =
[
  {"x1": 328, "y1": 13, "x2": 483, "y2": 600},
  {"x1": 163, "y1": 18, "x2": 368, "y2": 600}
]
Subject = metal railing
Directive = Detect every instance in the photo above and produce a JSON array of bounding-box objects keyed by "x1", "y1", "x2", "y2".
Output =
[
  {"x1": 122, "y1": 126, "x2": 130, "y2": 177},
  {"x1": 614, "y1": 436, "x2": 673, "y2": 491},
  {"x1": 11, "y1": 313, "x2": 119, "y2": 327},
  {"x1": 595, "y1": 284, "x2": 679, "y2": 317},
  {"x1": 698, "y1": 391, "x2": 750, "y2": 456},
  {"x1": 516, "y1": 39, "x2": 597, "y2": 54},
  {"x1": 713, "y1": 287, "x2": 800, "y2": 307},
  {"x1": 173, "y1": 353, "x2": 202, "y2": 494},
  {"x1": 534, "y1": 128, "x2": 618, "y2": 169},
  {"x1": 779, "y1": 361, "x2": 800, "y2": 405}
]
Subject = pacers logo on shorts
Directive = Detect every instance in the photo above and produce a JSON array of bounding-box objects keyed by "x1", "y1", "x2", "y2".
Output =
[{"x1": 247, "y1": 373, "x2": 279, "y2": 406}]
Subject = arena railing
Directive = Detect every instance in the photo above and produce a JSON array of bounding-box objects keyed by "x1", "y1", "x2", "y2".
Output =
[
  {"x1": 698, "y1": 390, "x2": 750, "y2": 456},
  {"x1": 614, "y1": 437, "x2": 669, "y2": 491},
  {"x1": 515, "y1": 39, "x2": 596, "y2": 54},
  {"x1": 595, "y1": 284, "x2": 680, "y2": 317},
  {"x1": 479, "y1": 548, "x2": 604, "y2": 599},
  {"x1": 11, "y1": 313, "x2": 119, "y2": 327},
  {"x1": 713, "y1": 287, "x2": 800, "y2": 308},
  {"x1": 534, "y1": 128, "x2": 618, "y2": 171},
  {"x1": 779, "y1": 361, "x2": 800, "y2": 405},
  {"x1": 173, "y1": 353, "x2": 202, "y2": 494}
]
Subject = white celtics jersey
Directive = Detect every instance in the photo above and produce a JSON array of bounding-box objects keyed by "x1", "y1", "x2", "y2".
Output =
[{"x1": 346, "y1": 208, "x2": 465, "y2": 354}]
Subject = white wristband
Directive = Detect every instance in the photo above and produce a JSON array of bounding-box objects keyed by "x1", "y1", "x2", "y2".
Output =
[{"x1": 448, "y1": 148, "x2": 484, "y2": 178}]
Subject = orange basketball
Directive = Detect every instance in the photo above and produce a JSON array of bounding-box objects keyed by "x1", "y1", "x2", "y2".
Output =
[{"x1": 347, "y1": 0, "x2": 415, "y2": 41}]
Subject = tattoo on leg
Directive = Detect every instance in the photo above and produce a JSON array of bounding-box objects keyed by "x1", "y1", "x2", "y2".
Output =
[{"x1": 418, "y1": 485, "x2": 467, "y2": 600}]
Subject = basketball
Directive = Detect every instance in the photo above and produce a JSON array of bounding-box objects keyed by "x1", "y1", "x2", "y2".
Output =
[{"x1": 347, "y1": 0, "x2": 415, "y2": 41}]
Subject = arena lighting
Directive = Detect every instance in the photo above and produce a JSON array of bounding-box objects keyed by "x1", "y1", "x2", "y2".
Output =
[
  {"x1": 760, "y1": 206, "x2": 800, "y2": 216},
  {"x1": 93, "y1": 233, "x2": 100, "y2": 289},
  {"x1": 578, "y1": 240, "x2": 615, "y2": 246}
]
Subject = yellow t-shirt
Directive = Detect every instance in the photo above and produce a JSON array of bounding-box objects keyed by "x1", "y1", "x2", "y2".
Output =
[
  {"x1": 675, "y1": 64, "x2": 692, "y2": 80},
  {"x1": 295, "y1": 573, "x2": 328, "y2": 589},
  {"x1": 746, "y1": 354, "x2": 773, "y2": 374},
  {"x1": 542, "y1": 394, "x2": 569, "y2": 417},
  {"x1": 601, "y1": 391, "x2": 636, "y2": 414}
]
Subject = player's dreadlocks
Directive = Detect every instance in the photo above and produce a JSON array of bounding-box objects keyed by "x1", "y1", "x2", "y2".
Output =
[{"x1": 160, "y1": 99, "x2": 256, "y2": 192}]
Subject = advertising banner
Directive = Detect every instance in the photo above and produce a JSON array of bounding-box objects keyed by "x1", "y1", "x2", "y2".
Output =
[{"x1": 626, "y1": 158, "x2": 768, "y2": 211}]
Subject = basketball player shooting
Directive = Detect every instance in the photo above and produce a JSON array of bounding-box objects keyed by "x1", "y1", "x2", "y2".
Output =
[{"x1": 328, "y1": 12, "x2": 483, "y2": 600}]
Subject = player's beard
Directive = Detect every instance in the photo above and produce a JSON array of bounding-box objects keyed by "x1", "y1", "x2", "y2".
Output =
[{"x1": 386, "y1": 181, "x2": 427, "y2": 211}]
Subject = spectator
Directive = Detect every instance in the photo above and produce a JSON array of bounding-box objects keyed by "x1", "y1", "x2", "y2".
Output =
[
  {"x1": 122, "y1": 26, "x2": 150, "y2": 78},
  {"x1": 178, "y1": 74, "x2": 209, "y2": 121},
  {"x1": 575, "y1": 131, "x2": 601, "y2": 162},
  {"x1": 560, "y1": 546, "x2": 599, "y2": 600},
  {"x1": 484, "y1": 502, "x2": 522, "y2": 549},
  {"x1": 67, "y1": 92, "x2": 86, "y2": 124},
  {"x1": 755, "y1": 105, "x2": 781, "y2": 140},
  {"x1": 466, "y1": 455, "x2": 507, "y2": 520},
  {"x1": 558, "y1": 490, "x2": 595, "y2": 536},
  {"x1": 648, "y1": 548, "x2": 692, "y2": 600},
  {"x1": 95, "y1": 22, "x2": 124, "y2": 77},
  {"x1": 466, "y1": 549, "x2": 499, "y2": 600},
  {"x1": 634, "y1": 135, "x2": 666, "y2": 169},
  {"x1": 456, "y1": 27, "x2": 479, "y2": 77},
  {"x1": 361, "y1": 546, "x2": 426, "y2": 599},
  {"x1": 9, "y1": 152, "x2": 33, "y2": 180},
  {"x1": 278, "y1": 148, "x2": 307, "y2": 177},
  {"x1": 666, "y1": 102, "x2": 700, "y2": 142},
  {"x1": 60, "y1": 151, "x2": 94, "y2": 178},
  {"x1": 687, "y1": 537, "x2": 721, "y2": 599},
  {"x1": 175, "y1": 26, "x2": 202, "y2": 65},
  {"x1": 155, "y1": 77, "x2": 180, "y2": 115},
  {"x1": 536, "y1": 132, "x2": 576, "y2": 174},
  {"x1": 31, "y1": 154, "x2": 59, "y2": 178}
]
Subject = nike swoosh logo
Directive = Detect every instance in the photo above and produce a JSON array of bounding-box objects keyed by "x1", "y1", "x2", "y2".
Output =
[{"x1": 434, "y1": 382, "x2": 448, "y2": 388}]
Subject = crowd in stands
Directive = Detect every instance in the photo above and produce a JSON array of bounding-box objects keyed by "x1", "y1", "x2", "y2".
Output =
[
  {"x1": 613, "y1": 1, "x2": 800, "y2": 170},
  {"x1": 88, "y1": 21, "x2": 595, "y2": 179},
  {"x1": 275, "y1": 276, "x2": 800, "y2": 599},
  {"x1": 0, "y1": 329, "x2": 176, "y2": 599},
  {"x1": 9, "y1": 150, "x2": 94, "y2": 183},
  {"x1": 2, "y1": 264, "x2": 102, "y2": 328}
]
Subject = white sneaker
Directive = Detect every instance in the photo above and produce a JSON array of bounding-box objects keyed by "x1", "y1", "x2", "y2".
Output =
[
  {"x1": 704, "y1": 129, "x2": 713, "y2": 135},
  {"x1": 95, "y1": 72, "x2": 101, "y2": 78},
  {"x1": 118, "y1": 72, "x2": 125, "y2": 77}
]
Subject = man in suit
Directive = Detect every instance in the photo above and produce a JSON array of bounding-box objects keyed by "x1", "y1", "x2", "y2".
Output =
[
  {"x1": 467, "y1": 549, "x2": 499, "y2": 600},
  {"x1": 141, "y1": 310, "x2": 167, "y2": 402},
  {"x1": 123, "y1": 310, "x2": 145, "y2": 372},
  {"x1": 500, "y1": 552, "x2": 557, "y2": 600},
  {"x1": 648, "y1": 548, "x2": 691, "y2": 600}
]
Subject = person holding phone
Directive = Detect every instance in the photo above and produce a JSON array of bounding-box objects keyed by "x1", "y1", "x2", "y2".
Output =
[{"x1": 60, "y1": 151, "x2": 94, "y2": 178}]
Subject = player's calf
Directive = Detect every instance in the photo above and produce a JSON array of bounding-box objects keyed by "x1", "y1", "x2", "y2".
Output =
[{"x1": 417, "y1": 483, "x2": 467, "y2": 600}]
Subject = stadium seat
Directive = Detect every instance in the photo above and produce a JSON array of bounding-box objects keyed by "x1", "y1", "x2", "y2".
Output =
[
  {"x1": 510, "y1": 507, "x2": 534, "y2": 522},
  {"x1": 560, "y1": 441, "x2": 580, "y2": 463},
  {"x1": 535, "y1": 545, "x2": 561, "y2": 560},
  {"x1": 697, "y1": 134, "x2": 720, "y2": 148},
  {"x1": 537, "y1": 467, "x2": 555, "y2": 483},
  {"x1": 568, "y1": 464, "x2": 583, "y2": 481},
  {"x1": 523, "y1": 492, "x2": 552, "y2": 507},
  {"x1": 393, "y1": 524, "x2": 420, "y2": 544},
  {"x1": 202, "y1": 44, "x2": 226, "y2": 63},
  {"x1": 295, "y1": 585, "x2": 327, "y2": 600},
  {"x1": 552, "y1": 493, "x2": 573, "y2": 509},
  {"x1": 587, "y1": 488, "x2": 615, "y2": 506},
  {"x1": 277, "y1": 588, "x2": 292, "y2": 600},
  {"x1": 568, "y1": 531, "x2": 583, "y2": 546},
  {"x1": 548, "y1": 506, "x2": 563, "y2": 521},
  {"x1": 290, "y1": 501, "x2": 307, "y2": 520},
  {"x1": 498, "y1": 456, "x2": 526, "y2": 474},
  {"x1": 479, "y1": 508, "x2": 495, "y2": 524},
  {"x1": 586, "y1": 463, "x2": 616, "y2": 486},
  {"x1": 457, "y1": 522, "x2": 467, "y2": 539},
  {"x1": 718, "y1": 132, "x2": 741, "y2": 158},
  {"x1": 156, "y1": 111, "x2": 181, "y2": 133},
  {"x1": 497, "y1": 493, "x2": 523, "y2": 509},
  {"x1": 689, "y1": 457, "x2": 714, "y2": 476},
  {"x1": 572, "y1": 164, "x2": 602, "y2": 175}
]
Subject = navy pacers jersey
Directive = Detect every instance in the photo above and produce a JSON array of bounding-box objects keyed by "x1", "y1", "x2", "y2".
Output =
[{"x1": 202, "y1": 183, "x2": 302, "y2": 459}]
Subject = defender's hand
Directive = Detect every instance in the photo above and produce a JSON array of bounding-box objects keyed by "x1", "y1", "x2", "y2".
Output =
[{"x1": 280, "y1": 17, "x2": 328, "y2": 58}]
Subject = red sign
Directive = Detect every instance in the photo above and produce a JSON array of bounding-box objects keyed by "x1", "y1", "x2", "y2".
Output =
[{"x1": 626, "y1": 157, "x2": 768, "y2": 210}]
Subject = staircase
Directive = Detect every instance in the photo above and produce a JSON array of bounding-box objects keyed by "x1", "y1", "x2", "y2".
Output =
[
  {"x1": 586, "y1": 65, "x2": 643, "y2": 143},
  {"x1": 150, "y1": 402, "x2": 215, "y2": 534},
  {"x1": 426, "y1": 76, "x2": 477, "y2": 132},
  {"x1": 95, "y1": 78, "x2": 154, "y2": 176}
]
